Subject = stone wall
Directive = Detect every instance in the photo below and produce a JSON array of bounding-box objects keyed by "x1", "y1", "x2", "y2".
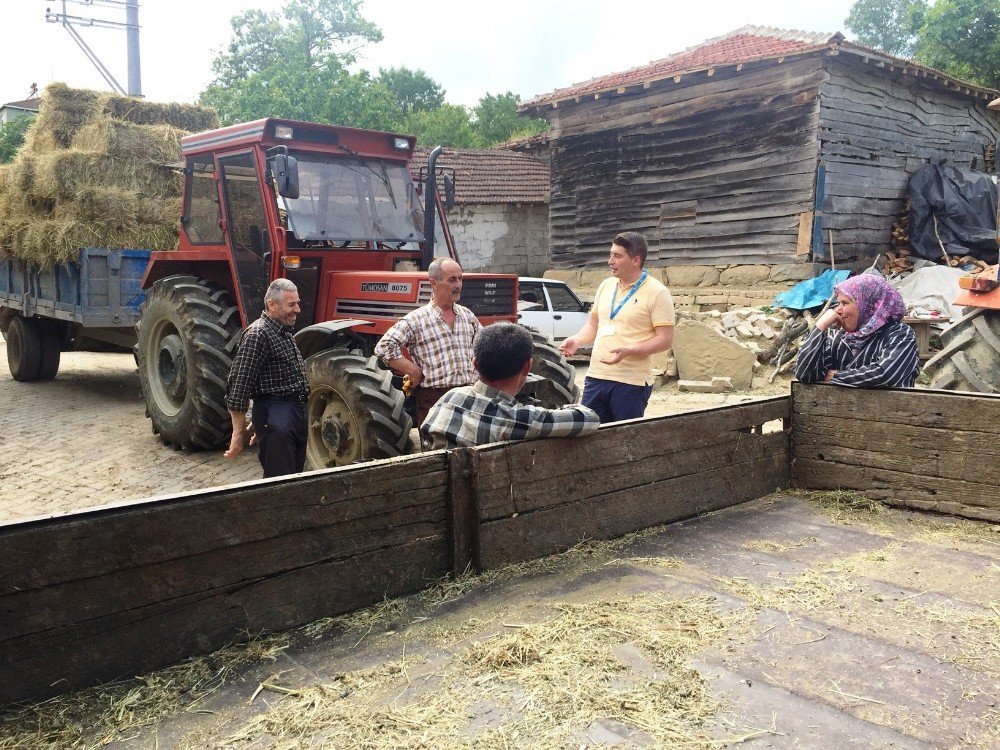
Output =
[
  {"x1": 447, "y1": 203, "x2": 549, "y2": 276},
  {"x1": 544, "y1": 263, "x2": 823, "y2": 312}
]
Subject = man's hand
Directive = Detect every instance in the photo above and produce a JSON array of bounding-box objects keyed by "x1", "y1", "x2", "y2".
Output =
[
  {"x1": 224, "y1": 428, "x2": 246, "y2": 459},
  {"x1": 600, "y1": 346, "x2": 633, "y2": 365},
  {"x1": 224, "y1": 413, "x2": 256, "y2": 459},
  {"x1": 408, "y1": 368, "x2": 424, "y2": 388},
  {"x1": 559, "y1": 337, "x2": 579, "y2": 357}
]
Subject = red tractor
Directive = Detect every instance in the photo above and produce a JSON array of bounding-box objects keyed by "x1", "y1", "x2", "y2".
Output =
[{"x1": 135, "y1": 118, "x2": 578, "y2": 468}]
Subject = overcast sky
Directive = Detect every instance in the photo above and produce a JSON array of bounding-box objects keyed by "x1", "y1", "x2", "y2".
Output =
[{"x1": 2, "y1": 0, "x2": 859, "y2": 109}]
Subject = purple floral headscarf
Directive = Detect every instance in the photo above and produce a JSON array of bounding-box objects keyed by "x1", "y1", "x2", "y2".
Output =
[{"x1": 834, "y1": 274, "x2": 906, "y2": 353}]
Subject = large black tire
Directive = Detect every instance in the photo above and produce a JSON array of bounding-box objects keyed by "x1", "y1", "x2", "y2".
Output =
[
  {"x1": 6, "y1": 316, "x2": 42, "y2": 382},
  {"x1": 304, "y1": 350, "x2": 413, "y2": 469},
  {"x1": 922, "y1": 308, "x2": 1000, "y2": 393},
  {"x1": 526, "y1": 329, "x2": 580, "y2": 407},
  {"x1": 136, "y1": 276, "x2": 241, "y2": 450},
  {"x1": 36, "y1": 320, "x2": 61, "y2": 380}
]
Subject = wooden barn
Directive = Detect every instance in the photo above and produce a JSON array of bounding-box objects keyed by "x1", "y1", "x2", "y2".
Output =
[{"x1": 518, "y1": 26, "x2": 1000, "y2": 271}]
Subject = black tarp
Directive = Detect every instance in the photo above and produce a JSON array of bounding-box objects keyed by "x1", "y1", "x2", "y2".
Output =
[{"x1": 909, "y1": 164, "x2": 999, "y2": 263}]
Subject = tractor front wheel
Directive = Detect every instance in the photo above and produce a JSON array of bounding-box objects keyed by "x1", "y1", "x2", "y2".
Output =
[
  {"x1": 304, "y1": 350, "x2": 413, "y2": 470},
  {"x1": 922, "y1": 308, "x2": 1000, "y2": 393},
  {"x1": 136, "y1": 276, "x2": 242, "y2": 450},
  {"x1": 526, "y1": 329, "x2": 580, "y2": 407}
]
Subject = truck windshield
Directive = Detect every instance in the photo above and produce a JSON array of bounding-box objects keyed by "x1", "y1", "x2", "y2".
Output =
[{"x1": 282, "y1": 154, "x2": 425, "y2": 245}]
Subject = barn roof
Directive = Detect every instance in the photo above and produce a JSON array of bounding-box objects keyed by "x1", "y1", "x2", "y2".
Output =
[
  {"x1": 519, "y1": 25, "x2": 998, "y2": 114},
  {"x1": 1, "y1": 97, "x2": 40, "y2": 112},
  {"x1": 411, "y1": 146, "x2": 549, "y2": 205}
]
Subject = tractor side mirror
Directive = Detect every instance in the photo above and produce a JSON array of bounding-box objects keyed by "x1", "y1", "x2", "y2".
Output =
[
  {"x1": 269, "y1": 154, "x2": 300, "y2": 200},
  {"x1": 443, "y1": 173, "x2": 456, "y2": 210}
]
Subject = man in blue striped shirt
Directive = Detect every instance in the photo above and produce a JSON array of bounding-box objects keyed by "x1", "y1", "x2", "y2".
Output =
[{"x1": 421, "y1": 323, "x2": 600, "y2": 449}]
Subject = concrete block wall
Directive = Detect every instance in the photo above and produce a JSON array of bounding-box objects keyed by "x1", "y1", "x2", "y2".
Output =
[
  {"x1": 447, "y1": 203, "x2": 549, "y2": 276},
  {"x1": 544, "y1": 263, "x2": 824, "y2": 312}
]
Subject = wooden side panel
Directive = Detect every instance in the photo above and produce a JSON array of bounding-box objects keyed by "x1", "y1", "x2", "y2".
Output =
[
  {"x1": 791, "y1": 383, "x2": 1000, "y2": 522},
  {"x1": 475, "y1": 398, "x2": 791, "y2": 569},
  {"x1": 0, "y1": 453, "x2": 450, "y2": 704},
  {"x1": 817, "y1": 57, "x2": 1000, "y2": 262}
]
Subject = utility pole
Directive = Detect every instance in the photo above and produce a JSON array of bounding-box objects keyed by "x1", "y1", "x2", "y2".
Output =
[{"x1": 45, "y1": 0, "x2": 142, "y2": 97}]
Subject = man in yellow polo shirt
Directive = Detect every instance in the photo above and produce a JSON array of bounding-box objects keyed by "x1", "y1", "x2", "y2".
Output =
[{"x1": 559, "y1": 231, "x2": 675, "y2": 422}]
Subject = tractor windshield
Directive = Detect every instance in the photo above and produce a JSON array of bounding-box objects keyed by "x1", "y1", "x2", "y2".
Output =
[{"x1": 282, "y1": 153, "x2": 425, "y2": 245}]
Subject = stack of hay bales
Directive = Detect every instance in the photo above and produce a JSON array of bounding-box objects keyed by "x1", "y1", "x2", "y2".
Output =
[{"x1": 0, "y1": 83, "x2": 219, "y2": 266}]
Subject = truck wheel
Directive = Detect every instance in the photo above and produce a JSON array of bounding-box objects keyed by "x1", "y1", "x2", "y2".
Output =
[
  {"x1": 922, "y1": 308, "x2": 1000, "y2": 393},
  {"x1": 526, "y1": 329, "x2": 580, "y2": 407},
  {"x1": 304, "y1": 350, "x2": 413, "y2": 469},
  {"x1": 7, "y1": 316, "x2": 42, "y2": 382},
  {"x1": 136, "y1": 276, "x2": 241, "y2": 450},
  {"x1": 36, "y1": 321, "x2": 62, "y2": 380}
]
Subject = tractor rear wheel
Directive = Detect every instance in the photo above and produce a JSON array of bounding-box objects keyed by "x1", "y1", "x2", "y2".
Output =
[
  {"x1": 526, "y1": 329, "x2": 580, "y2": 407},
  {"x1": 136, "y1": 275, "x2": 242, "y2": 450},
  {"x1": 922, "y1": 308, "x2": 1000, "y2": 393},
  {"x1": 6, "y1": 316, "x2": 42, "y2": 382},
  {"x1": 304, "y1": 350, "x2": 413, "y2": 470}
]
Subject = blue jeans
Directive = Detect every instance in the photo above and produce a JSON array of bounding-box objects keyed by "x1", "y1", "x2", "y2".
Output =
[
  {"x1": 252, "y1": 399, "x2": 307, "y2": 478},
  {"x1": 581, "y1": 376, "x2": 653, "y2": 423}
]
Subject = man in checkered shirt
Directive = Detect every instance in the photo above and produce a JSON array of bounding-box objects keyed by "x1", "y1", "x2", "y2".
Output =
[
  {"x1": 224, "y1": 278, "x2": 310, "y2": 478},
  {"x1": 421, "y1": 322, "x2": 600, "y2": 449},
  {"x1": 374, "y1": 257, "x2": 481, "y2": 426}
]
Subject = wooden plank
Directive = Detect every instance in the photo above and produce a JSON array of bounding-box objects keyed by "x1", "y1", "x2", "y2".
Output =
[
  {"x1": 447, "y1": 448, "x2": 481, "y2": 575},
  {"x1": 797, "y1": 211, "x2": 813, "y2": 255}
]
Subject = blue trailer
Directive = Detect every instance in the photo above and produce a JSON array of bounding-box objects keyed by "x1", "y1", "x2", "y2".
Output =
[{"x1": 0, "y1": 247, "x2": 150, "y2": 380}]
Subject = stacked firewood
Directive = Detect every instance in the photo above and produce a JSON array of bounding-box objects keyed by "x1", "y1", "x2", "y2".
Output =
[{"x1": 885, "y1": 201, "x2": 914, "y2": 275}]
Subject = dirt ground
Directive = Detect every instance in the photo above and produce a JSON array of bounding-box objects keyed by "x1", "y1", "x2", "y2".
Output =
[
  {"x1": 1, "y1": 491, "x2": 996, "y2": 749},
  {"x1": 0, "y1": 336, "x2": 792, "y2": 522}
]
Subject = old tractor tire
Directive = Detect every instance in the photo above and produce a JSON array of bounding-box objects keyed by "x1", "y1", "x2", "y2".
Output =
[
  {"x1": 922, "y1": 308, "x2": 1000, "y2": 393},
  {"x1": 304, "y1": 350, "x2": 413, "y2": 470},
  {"x1": 526, "y1": 328, "x2": 580, "y2": 407},
  {"x1": 136, "y1": 275, "x2": 241, "y2": 450},
  {"x1": 36, "y1": 321, "x2": 62, "y2": 380},
  {"x1": 6, "y1": 316, "x2": 42, "y2": 382}
]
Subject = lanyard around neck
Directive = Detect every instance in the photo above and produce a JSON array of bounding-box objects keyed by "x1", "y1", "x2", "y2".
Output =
[{"x1": 610, "y1": 271, "x2": 647, "y2": 320}]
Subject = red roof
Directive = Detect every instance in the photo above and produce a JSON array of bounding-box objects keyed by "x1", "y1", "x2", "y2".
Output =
[
  {"x1": 520, "y1": 25, "x2": 997, "y2": 112},
  {"x1": 1, "y1": 97, "x2": 40, "y2": 111},
  {"x1": 411, "y1": 146, "x2": 549, "y2": 205}
]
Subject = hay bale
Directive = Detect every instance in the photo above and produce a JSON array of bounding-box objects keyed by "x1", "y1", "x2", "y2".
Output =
[
  {"x1": 5, "y1": 152, "x2": 37, "y2": 194},
  {"x1": 72, "y1": 120, "x2": 185, "y2": 163},
  {"x1": 29, "y1": 83, "x2": 102, "y2": 149},
  {"x1": 54, "y1": 187, "x2": 180, "y2": 225},
  {"x1": 100, "y1": 94, "x2": 218, "y2": 132},
  {"x1": 31, "y1": 150, "x2": 181, "y2": 204},
  {"x1": 19, "y1": 217, "x2": 178, "y2": 266}
]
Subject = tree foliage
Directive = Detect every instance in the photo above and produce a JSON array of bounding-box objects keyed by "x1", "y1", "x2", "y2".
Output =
[
  {"x1": 473, "y1": 91, "x2": 548, "y2": 147},
  {"x1": 0, "y1": 116, "x2": 31, "y2": 164},
  {"x1": 378, "y1": 67, "x2": 445, "y2": 115},
  {"x1": 845, "y1": 0, "x2": 1000, "y2": 87},
  {"x1": 406, "y1": 104, "x2": 479, "y2": 148}
]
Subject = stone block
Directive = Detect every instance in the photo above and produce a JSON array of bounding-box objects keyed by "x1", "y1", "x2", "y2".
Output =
[
  {"x1": 672, "y1": 319, "x2": 756, "y2": 389},
  {"x1": 695, "y1": 294, "x2": 729, "y2": 305},
  {"x1": 719, "y1": 265, "x2": 771, "y2": 287},
  {"x1": 769, "y1": 262, "x2": 820, "y2": 283},
  {"x1": 678, "y1": 376, "x2": 735, "y2": 393},
  {"x1": 665, "y1": 265, "x2": 720, "y2": 288}
]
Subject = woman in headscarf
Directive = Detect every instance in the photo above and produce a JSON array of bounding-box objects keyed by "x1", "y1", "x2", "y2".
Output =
[{"x1": 795, "y1": 274, "x2": 920, "y2": 388}]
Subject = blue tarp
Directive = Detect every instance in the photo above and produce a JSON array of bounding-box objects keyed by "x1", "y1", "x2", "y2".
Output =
[{"x1": 773, "y1": 269, "x2": 850, "y2": 310}]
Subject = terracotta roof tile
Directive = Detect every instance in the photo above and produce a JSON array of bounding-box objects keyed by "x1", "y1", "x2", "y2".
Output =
[
  {"x1": 411, "y1": 146, "x2": 549, "y2": 205},
  {"x1": 1, "y1": 97, "x2": 41, "y2": 111}
]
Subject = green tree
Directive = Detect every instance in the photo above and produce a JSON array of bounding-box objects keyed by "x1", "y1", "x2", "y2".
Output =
[
  {"x1": 201, "y1": 0, "x2": 401, "y2": 129},
  {"x1": 915, "y1": 0, "x2": 1000, "y2": 88},
  {"x1": 377, "y1": 67, "x2": 445, "y2": 115},
  {"x1": 845, "y1": 0, "x2": 926, "y2": 57},
  {"x1": 472, "y1": 91, "x2": 548, "y2": 147},
  {"x1": 0, "y1": 116, "x2": 32, "y2": 164},
  {"x1": 406, "y1": 104, "x2": 479, "y2": 148}
]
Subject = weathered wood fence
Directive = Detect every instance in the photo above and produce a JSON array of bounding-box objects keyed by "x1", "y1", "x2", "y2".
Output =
[
  {"x1": 0, "y1": 397, "x2": 788, "y2": 705},
  {"x1": 5, "y1": 385, "x2": 998, "y2": 705}
]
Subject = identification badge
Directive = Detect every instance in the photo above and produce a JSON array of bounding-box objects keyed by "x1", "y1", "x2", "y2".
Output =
[{"x1": 598, "y1": 323, "x2": 616, "y2": 337}]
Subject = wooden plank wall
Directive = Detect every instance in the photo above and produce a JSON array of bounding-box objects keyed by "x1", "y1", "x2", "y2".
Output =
[
  {"x1": 0, "y1": 452, "x2": 452, "y2": 705},
  {"x1": 792, "y1": 383, "x2": 1000, "y2": 522},
  {"x1": 0, "y1": 399, "x2": 791, "y2": 705},
  {"x1": 545, "y1": 58, "x2": 825, "y2": 268},
  {"x1": 472, "y1": 397, "x2": 791, "y2": 569},
  {"x1": 817, "y1": 56, "x2": 1000, "y2": 262}
]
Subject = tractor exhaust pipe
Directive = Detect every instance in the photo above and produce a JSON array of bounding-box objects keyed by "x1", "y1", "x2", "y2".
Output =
[{"x1": 421, "y1": 146, "x2": 443, "y2": 271}]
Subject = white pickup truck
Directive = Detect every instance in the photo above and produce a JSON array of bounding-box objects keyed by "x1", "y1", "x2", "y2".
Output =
[{"x1": 516, "y1": 278, "x2": 592, "y2": 344}]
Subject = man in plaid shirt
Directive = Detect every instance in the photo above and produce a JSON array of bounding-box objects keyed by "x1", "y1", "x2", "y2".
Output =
[
  {"x1": 224, "y1": 278, "x2": 310, "y2": 478},
  {"x1": 421, "y1": 322, "x2": 600, "y2": 449},
  {"x1": 374, "y1": 257, "x2": 480, "y2": 427}
]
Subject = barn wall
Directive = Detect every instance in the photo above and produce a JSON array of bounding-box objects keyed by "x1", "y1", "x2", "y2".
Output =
[
  {"x1": 447, "y1": 202, "x2": 549, "y2": 276},
  {"x1": 817, "y1": 56, "x2": 1000, "y2": 262},
  {"x1": 543, "y1": 57, "x2": 827, "y2": 268}
]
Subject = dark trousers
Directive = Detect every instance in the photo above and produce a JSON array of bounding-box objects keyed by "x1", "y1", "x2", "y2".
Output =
[
  {"x1": 252, "y1": 399, "x2": 307, "y2": 478},
  {"x1": 414, "y1": 386, "x2": 453, "y2": 427},
  {"x1": 581, "y1": 376, "x2": 653, "y2": 423}
]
